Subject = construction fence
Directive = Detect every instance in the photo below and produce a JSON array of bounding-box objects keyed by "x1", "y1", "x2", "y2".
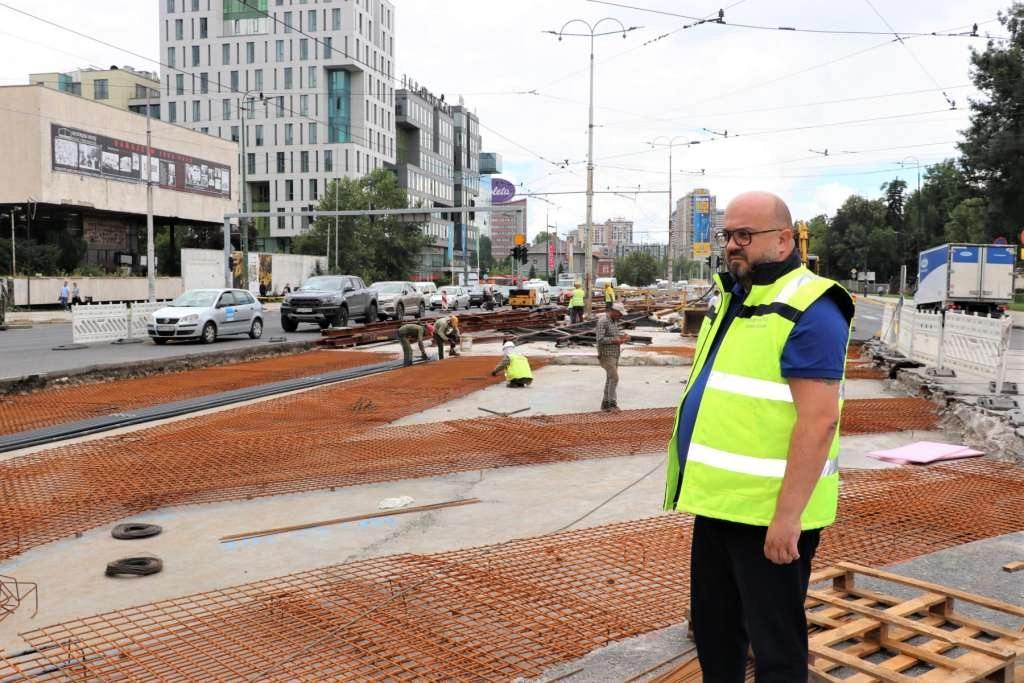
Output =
[
  {"x1": 881, "y1": 302, "x2": 1021, "y2": 390},
  {"x1": 70, "y1": 301, "x2": 168, "y2": 345}
]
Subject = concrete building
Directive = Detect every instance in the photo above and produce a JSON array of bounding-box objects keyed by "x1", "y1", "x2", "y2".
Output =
[
  {"x1": 451, "y1": 102, "x2": 481, "y2": 274},
  {"x1": 673, "y1": 189, "x2": 716, "y2": 260},
  {"x1": 158, "y1": 0, "x2": 396, "y2": 249},
  {"x1": 613, "y1": 242, "x2": 668, "y2": 264},
  {"x1": 0, "y1": 85, "x2": 237, "y2": 274},
  {"x1": 490, "y1": 198, "x2": 527, "y2": 262},
  {"x1": 29, "y1": 66, "x2": 161, "y2": 118},
  {"x1": 573, "y1": 218, "x2": 633, "y2": 249}
]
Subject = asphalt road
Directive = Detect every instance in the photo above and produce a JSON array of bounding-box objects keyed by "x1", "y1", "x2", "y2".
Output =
[{"x1": 0, "y1": 305, "x2": 495, "y2": 380}]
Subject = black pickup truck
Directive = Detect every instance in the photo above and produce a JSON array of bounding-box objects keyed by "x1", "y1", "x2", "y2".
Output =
[{"x1": 281, "y1": 275, "x2": 378, "y2": 331}]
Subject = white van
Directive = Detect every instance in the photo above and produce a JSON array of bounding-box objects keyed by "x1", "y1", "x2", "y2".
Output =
[
  {"x1": 594, "y1": 277, "x2": 618, "y2": 294},
  {"x1": 523, "y1": 280, "x2": 551, "y2": 305}
]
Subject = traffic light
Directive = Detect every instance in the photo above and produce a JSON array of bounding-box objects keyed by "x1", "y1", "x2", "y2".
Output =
[{"x1": 518, "y1": 245, "x2": 529, "y2": 264}]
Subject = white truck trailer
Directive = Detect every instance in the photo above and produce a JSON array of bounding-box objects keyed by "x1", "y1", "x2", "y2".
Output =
[{"x1": 915, "y1": 243, "x2": 1016, "y2": 316}]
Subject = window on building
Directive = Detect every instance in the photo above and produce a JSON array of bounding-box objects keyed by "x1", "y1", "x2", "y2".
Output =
[
  {"x1": 308, "y1": 9, "x2": 317, "y2": 31},
  {"x1": 285, "y1": 179, "x2": 294, "y2": 200},
  {"x1": 275, "y1": 39, "x2": 285, "y2": 62},
  {"x1": 255, "y1": 124, "x2": 264, "y2": 146},
  {"x1": 167, "y1": 101, "x2": 177, "y2": 122},
  {"x1": 309, "y1": 178, "x2": 318, "y2": 200},
  {"x1": 199, "y1": 16, "x2": 208, "y2": 38},
  {"x1": 191, "y1": 45, "x2": 200, "y2": 66},
  {"x1": 222, "y1": 98, "x2": 231, "y2": 119},
  {"x1": 254, "y1": 69, "x2": 263, "y2": 91},
  {"x1": 166, "y1": 0, "x2": 175, "y2": 12},
  {"x1": 246, "y1": 42, "x2": 255, "y2": 64},
  {"x1": 175, "y1": 19, "x2": 183, "y2": 40},
  {"x1": 192, "y1": 100, "x2": 201, "y2": 121},
  {"x1": 300, "y1": 151, "x2": 309, "y2": 172},
  {"x1": 284, "y1": 123, "x2": 293, "y2": 145},
  {"x1": 175, "y1": 74, "x2": 184, "y2": 95},
  {"x1": 191, "y1": 0, "x2": 199, "y2": 10},
  {"x1": 299, "y1": 39, "x2": 308, "y2": 61},
  {"x1": 247, "y1": 153, "x2": 256, "y2": 175},
  {"x1": 167, "y1": 46, "x2": 176, "y2": 67},
  {"x1": 283, "y1": 67, "x2": 293, "y2": 89},
  {"x1": 299, "y1": 94, "x2": 308, "y2": 116},
  {"x1": 307, "y1": 65, "x2": 317, "y2": 88},
  {"x1": 230, "y1": 71, "x2": 239, "y2": 91},
  {"x1": 276, "y1": 151, "x2": 286, "y2": 172},
  {"x1": 324, "y1": 149, "x2": 333, "y2": 172},
  {"x1": 324, "y1": 36, "x2": 332, "y2": 58},
  {"x1": 275, "y1": 95, "x2": 284, "y2": 117},
  {"x1": 308, "y1": 122, "x2": 317, "y2": 144},
  {"x1": 231, "y1": 125, "x2": 239, "y2": 142},
  {"x1": 332, "y1": 7, "x2": 341, "y2": 29},
  {"x1": 222, "y1": 43, "x2": 230, "y2": 65},
  {"x1": 283, "y1": 11, "x2": 292, "y2": 32}
]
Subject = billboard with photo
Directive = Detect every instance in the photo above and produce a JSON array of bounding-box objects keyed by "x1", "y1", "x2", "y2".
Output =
[
  {"x1": 50, "y1": 124, "x2": 231, "y2": 199},
  {"x1": 692, "y1": 194, "x2": 711, "y2": 245}
]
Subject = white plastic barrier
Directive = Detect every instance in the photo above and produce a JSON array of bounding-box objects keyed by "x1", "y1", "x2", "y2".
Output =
[
  {"x1": 895, "y1": 305, "x2": 942, "y2": 366},
  {"x1": 72, "y1": 303, "x2": 129, "y2": 344},
  {"x1": 941, "y1": 310, "x2": 1012, "y2": 379},
  {"x1": 128, "y1": 302, "x2": 166, "y2": 340}
]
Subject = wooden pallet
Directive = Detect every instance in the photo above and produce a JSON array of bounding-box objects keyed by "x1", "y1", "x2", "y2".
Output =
[{"x1": 807, "y1": 562, "x2": 1024, "y2": 682}]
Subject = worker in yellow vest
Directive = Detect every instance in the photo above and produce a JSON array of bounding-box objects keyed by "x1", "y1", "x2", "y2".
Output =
[
  {"x1": 603, "y1": 282, "x2": 616, "y2": 310},
  {"x1": 489, "y1": 341, "x2": 533, "y2": 387},
  {"x1": 663, "y1": 191, "x2": 853, "y2": 678},
  {"x1": 569, "y1": 282, "x2": 586, "y2": 324}
]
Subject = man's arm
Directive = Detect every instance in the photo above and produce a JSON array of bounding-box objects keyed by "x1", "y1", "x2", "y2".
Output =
[
  {"x1": 764, "y1": 377, "x2": 841, "y2": 564},
  {"x1": 490, "y1": 356, "x2": 510, "y2": 376}
]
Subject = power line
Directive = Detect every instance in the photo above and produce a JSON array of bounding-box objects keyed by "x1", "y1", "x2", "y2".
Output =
[{"x1": 587, "y1": 1, "x2": 1006, "y2": 40}]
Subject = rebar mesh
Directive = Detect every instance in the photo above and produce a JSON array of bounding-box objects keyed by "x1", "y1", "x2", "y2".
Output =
[
  {"x1": 0, "y1": 350, "x2": 394, "y2": 436},
  {"x1": 2, "y1": 459, "x2": 1021, "y2": 682},
  {"x1": 0, "y1": 394, "x2": 934, "y2": 563}
]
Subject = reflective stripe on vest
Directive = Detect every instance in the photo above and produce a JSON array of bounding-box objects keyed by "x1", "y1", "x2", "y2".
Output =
[
  {"x1": 506, "y1": 354, "x2": 533, "y2": 381},
  {"x1": 663, "y1": 266, "x2": 852, "y2": 529}
]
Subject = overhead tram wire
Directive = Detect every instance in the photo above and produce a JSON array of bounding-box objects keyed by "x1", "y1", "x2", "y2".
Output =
[{"x1": 587, "y1": 1, "x2": 1007, "y2": 40}]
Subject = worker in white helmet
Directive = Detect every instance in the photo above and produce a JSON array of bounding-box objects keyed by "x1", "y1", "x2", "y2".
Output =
[{"x1": 490, "y1": 340, "x2": 534, "y2": 387}]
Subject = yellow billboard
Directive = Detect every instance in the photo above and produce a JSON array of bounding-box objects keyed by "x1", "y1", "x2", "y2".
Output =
[{"x1": 692, "y1": 242, "x2": 712, "y2": 257}]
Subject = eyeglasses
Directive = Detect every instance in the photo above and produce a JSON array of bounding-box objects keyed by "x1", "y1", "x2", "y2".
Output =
[{"x1": 713, "y1": 228, "x2": 782, "y2": 248}]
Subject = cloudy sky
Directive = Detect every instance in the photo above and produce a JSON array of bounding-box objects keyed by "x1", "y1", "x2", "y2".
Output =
[{"x1": 0, "y1": 0, "x2": 1012, "y2": 242}]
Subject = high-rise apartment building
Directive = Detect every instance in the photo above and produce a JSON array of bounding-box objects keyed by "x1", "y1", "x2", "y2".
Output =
[
  {"x1": 159, "y1": 0, "x2": 396, "y2": 248},
  {"x1": 30, "y1": 66, "x2": 160, "y2": 117},
  {"x1": 490, "y1": 198, "x2": 527, "y2": 260},
  {"x1": 451, "y1": 103, "x2": 481, "y2": 269},
  {"x1": 573, "y1": 218, "x2": 633, "y2": 249}
]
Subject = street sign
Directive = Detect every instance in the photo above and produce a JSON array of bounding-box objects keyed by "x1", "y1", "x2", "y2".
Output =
[
  {"x1": 692, "y1": 242, "x2": 711, "y2": 257},
  {"x1": 994, "y1": 236, "x2": 1008, "y2": 245}
]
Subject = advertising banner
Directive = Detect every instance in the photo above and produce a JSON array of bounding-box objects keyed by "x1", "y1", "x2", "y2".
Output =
[
  {"x1": 491, "y1": 178, "x2": 516, "y2": 204},
  {"x1": 548, "y1": 239, "x2": 555, "y2": 270},
  {"x1": 51, "y1": 124, "x2": 231, "y2": 199},
  {"x1": 693, "y1": 195, "x2": 711, "y2": 244}
]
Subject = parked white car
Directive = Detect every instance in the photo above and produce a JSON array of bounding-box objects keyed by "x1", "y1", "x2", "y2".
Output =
[
  {"x1": 148, "y1": 288, "x2": 263, "y2": 344},
  {"x1": 524, "y1": 280, "x2": 551, "y2": 305},
  {"x1": 430, "y1": 286, "x2": 470, "y2": 310},
  {"x1": 371, "y1": 281, "x2": 425, "y2": 320}
]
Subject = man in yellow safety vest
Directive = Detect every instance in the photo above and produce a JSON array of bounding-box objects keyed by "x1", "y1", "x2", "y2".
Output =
[{"x1": 489, "y1": 341, "x2": 533, "y2": 387}]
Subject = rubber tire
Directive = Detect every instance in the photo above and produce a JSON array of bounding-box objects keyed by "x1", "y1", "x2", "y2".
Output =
[
  {"x1": 318, "y1": 318, "x2": 331, "y2": 330},
  {"x1": 366, "y1": 303, "x2": 377, "y2": 323},
  {"x1": 249, "y1": 318, "x2": 263, "y2": 339},
  {"x1": 112, "y1": 523, "x2": 162, "y2": 540},
  {"x1": 281, "y1": 316, "x2": 298, "y2": 332},
  {"x1": 152, "y1": 338, "x2": 168, "y2": 345},
  {"x1": 201, "y1": 321, "x2": 217, "y2": 344},
  {"x1": 394, "y1": 303, "x2": 405, "y2": 321},
  {"x1": 337, "y1": 306, "x2": 349, "y2": 328},
  {"x1": 105, "y1": 557, "x2": 163, "y2": 577},
  {"x1": 416, "y1": 303, "x2": 425, "y2": 318}
]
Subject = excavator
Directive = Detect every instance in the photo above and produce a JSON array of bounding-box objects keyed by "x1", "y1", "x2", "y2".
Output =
[{"x1": 796, "y1": 220, "x2": 819, "y2": 274}]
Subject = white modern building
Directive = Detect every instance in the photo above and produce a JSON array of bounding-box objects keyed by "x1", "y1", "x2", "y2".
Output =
[{"x1": 159, "y1": 0, "x2": 396, "y2": 249}]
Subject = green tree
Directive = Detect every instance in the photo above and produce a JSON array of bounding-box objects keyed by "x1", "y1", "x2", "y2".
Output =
[
  {"x1": 478, "y1": 234, "x2": 493, "y2": 274},
  {"x1": 881, "y1": 179, "x2": 907, "y2": 232},
  {"x1": 804, "y1": 214, "x2": 831, "y2": 276},
  {"x1": 672, "y1": 257, "x2": 704, "y2": 280},
  {"x1": 528, "y1": 263, "x2": 537, "y2": 279},
  {"x1": 292, "y1": 168, "x2": 428, "y2": 282},
  {"x1": 614, "y1": 251, "x2": 660, "y2": 285},
  {"x1": 945, "y1": 197, "x2": 990, "y2": 242},
  {"x1": 957, "y1": 3, "x2": 1024, "y2": 239},
  {"x1": 533, "y1": 231, "x2": 554, "y2": 245},
  {"x1": 902, "y1": 159, "x2": 972, "y2": 261},
  {"x1": 827, "y1": 195, "x2": 897, "y2": 282}
]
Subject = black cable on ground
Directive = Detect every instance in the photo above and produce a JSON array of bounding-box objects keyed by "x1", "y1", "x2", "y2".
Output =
[
  {"x1": 111, "y1": 523, "x2": 162, "y2": 540},
  {"x1": 104, "y1": 557, "x2": 163, "y2": 577}
]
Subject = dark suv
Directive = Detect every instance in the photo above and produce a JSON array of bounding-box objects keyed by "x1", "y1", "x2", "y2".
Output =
[{"x1": 281, "y1": 275, "x2": 378, "y2": 331}]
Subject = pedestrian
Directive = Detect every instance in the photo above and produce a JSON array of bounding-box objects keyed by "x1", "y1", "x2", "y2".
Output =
[
  {"x1": 441, "y1": 288, "x2": 449, "y2": 311},
  {"x1": 71, "y1": 282, "x2": 82, "y2": 306},
  {"x1": 432, "y1": 315, "x2": 460, "y2": 359},
  {"x1": 663, "y1": 191, "x2": 854, "y2": 680},
  {"x1": 603, "y1": 281, "x2": 616, "y2": 310},
  {"x1": 58, "y1": 281, "x2": 70, "y2": 312},
  {"x1": 569, "y1": 281, "x2": 585, "y2": 324},
  {"x1": 490, "y1": 341, "x2": 533, "y2": 387},
  {"x1": 595, "y1": 302, "x2": 629, "y2": 412},
  {"x1": 396, "y1": 322, "x2": 430, "y2": 366},
  {"x1": 283, "y1": 283, "x2": 292, "y2": 294}
]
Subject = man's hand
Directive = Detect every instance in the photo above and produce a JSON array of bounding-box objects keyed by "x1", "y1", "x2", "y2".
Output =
[
  {"x1": 764, "y1": 514, "x2": 801, "y2": 564},
  {"x1": 618, "y1": 334, "x2": 630, "y2": 344}
]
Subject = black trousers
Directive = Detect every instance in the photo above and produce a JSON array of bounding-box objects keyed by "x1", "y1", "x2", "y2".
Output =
[{"x1": 690, "y1": 515, "x2": 819, "y2": 682}]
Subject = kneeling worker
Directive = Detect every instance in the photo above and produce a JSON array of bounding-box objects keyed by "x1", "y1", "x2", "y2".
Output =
[
  {"x1": 397, "y1": 323, "x2": 430, "y2": 366},
  {"x1": 432, "y1": 315, "x2": 461, "y2": 359},
  {"x1": 490, "y1": 341, "x2": 533, "y2": 387}
]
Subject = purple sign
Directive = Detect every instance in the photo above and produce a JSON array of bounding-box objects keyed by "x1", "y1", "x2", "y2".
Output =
[{"x1": 492, "y1": 178, "x2": 516, "y2": 204}]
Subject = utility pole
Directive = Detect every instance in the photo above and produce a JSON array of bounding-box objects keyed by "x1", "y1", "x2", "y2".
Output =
[
  {"x1": 8, "y1": 208, "x2": 16, "y2": 277},
  {"x1": 239, "y1": 95, "x2": 249, "y2": 291},
  {"x1": 145, "y1": 87, "x2": 155, "y2": 302},
  {"x1": 650, "y1": 136, "x2": 697, "y2": 284},
  {"x1": 547, "y1": 18, "x2": 638, "y2": 317}
]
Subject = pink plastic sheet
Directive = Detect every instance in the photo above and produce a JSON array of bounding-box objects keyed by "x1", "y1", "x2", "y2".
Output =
[{"x1": 866, "y1": 441, "x2": 984, "y2": 465}]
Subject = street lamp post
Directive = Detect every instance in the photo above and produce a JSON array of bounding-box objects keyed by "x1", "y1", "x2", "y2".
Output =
[
  {"x1": 650, "y1": 136, "x2": 700, "y2": 284},
  {"x1": 545, "y1": 18, "x2": 638, "y2": 317},
  {"x1": 238, "y1": 91, "x2": 266, "y2": 290},
  {"x1": 897, "y1": 156, "x2": 922, "y2": 295}
]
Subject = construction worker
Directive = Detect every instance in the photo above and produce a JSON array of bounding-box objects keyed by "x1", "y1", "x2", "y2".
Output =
[
  {"x1": 432, "y1": 315, "x2": 461, "y2": 359},
  {"x1": 569, "y1": 282, "x2": 585, "y2": 324},
  {"x1": 396, "y1": 323, "x2": 430, "y2": 366},
  {"x1": 663, "y1": 191, "x2": 853, "y2": 679},
  {"x1": 596, "y1": 302, "x2": 629, "y2": 411},
  {"x1": 603, "y1": 281, "x2": 616, "y2": 310},
  {"x1": 490, "y1": 341, "x2": 533, "y2": 387}
]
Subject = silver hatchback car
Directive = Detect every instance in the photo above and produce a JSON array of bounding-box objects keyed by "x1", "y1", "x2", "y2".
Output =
[{"x1": 148, "y1": 288, "x2": 264, "y2": 344}]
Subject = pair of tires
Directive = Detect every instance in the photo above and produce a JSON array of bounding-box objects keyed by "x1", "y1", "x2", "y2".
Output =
[{"x1": 384, "y1": 303, "x2": 426, "y2": 321}]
